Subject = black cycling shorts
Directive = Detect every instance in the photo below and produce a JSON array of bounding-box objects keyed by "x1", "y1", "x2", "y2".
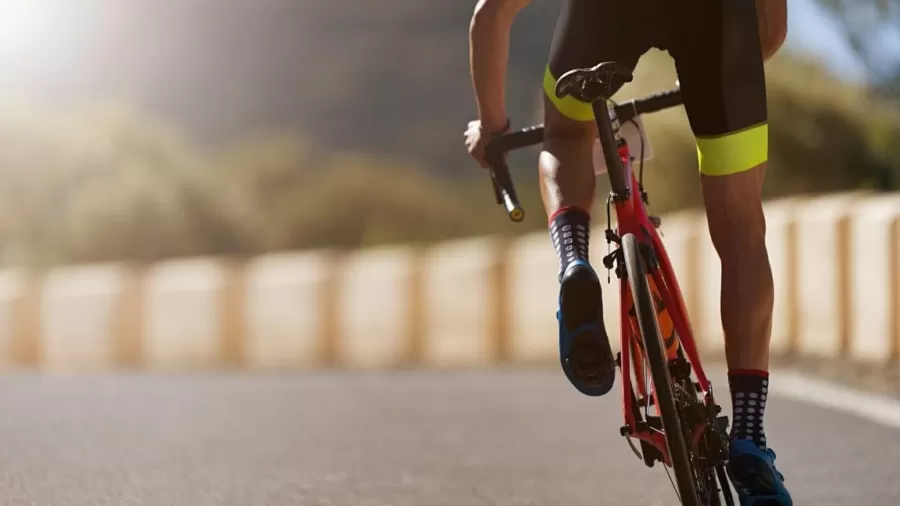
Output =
[{"x1": 545, "y1": 0, "x2": 768, "y2": 176}]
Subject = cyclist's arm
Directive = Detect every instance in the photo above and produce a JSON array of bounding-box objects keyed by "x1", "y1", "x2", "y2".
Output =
[
  {"x1": 469, "y1": 0, "x2": 532, "y2": 133},
  {"x1": 757, "y1": 0, "x2": 787, "y2": 61}
]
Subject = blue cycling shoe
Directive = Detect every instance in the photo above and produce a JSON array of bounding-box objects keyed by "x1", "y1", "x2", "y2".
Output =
[
  {"x1": 557, "y1": 260, "x2": 616, "y2": 397},
  {"x1": 727, "y1": 439, "x2": 794, "y2": 506}
]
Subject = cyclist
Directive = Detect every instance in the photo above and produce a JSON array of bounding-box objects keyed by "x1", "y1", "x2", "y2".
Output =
[{"x1": 464, "y1": 0, "x2": 791, "y2": 504}]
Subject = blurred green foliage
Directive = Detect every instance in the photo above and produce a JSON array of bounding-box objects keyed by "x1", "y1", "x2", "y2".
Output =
[
  {"x1": 814, "y1": 0, "x2": 900, "y2": 96},
  {"x1": 0, "y1": 49, "x2": 899, "y2": 268}
]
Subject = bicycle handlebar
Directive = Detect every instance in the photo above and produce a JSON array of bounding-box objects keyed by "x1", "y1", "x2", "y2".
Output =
[{"x1": 484, "y1": 87, "x2": 683, "y2": 222}]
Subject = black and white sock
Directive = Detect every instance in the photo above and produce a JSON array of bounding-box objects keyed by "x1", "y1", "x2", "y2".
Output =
[
  {"x1": 549, "y1": 206, "x2": 591, "y2": 281},
  {"x1": 728, "y1": 370, "x2": 770, "y2": 451}
]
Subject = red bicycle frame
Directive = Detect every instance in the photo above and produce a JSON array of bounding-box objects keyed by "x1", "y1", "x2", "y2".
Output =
[
  {"x1": 610, "y1": 139, "x2": 714, "y2": 468},
  {"x1": 482, "y1": 77, "x2": 731, "y2": 501}
]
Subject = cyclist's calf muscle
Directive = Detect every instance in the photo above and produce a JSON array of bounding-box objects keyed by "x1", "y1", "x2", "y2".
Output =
[
  {"x1": 539, "y1": 97, "x2": 597, "y2": 216},
  {"x1": 701, "y1": 165, "x2": 773, "y2": 371}
]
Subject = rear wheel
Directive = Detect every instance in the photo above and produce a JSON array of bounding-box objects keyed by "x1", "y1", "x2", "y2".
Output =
[
  {"x1": 622, "y1": 233, "x2": 700, "y2": 506},
  {"x1": 677, "y1": 368, "x2": 733, "y2": 506}
]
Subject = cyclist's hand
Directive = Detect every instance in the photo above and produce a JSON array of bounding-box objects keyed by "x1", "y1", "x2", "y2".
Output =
[{"x1": 464, "y1": 119, "x2": 509, "y2": 169}]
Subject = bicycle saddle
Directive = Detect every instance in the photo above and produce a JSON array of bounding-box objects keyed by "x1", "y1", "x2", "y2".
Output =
[{"x1": 555, "y1": 61, "x2": 635, "y2": 103}]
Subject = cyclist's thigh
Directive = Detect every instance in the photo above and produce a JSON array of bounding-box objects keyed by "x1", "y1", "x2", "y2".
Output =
[
  {"x1": 669, "y1": 0, "x2": 768, "y2": 177},
  {"x1": 545, "y1": 0, "x2": 652, "y2": 126}
]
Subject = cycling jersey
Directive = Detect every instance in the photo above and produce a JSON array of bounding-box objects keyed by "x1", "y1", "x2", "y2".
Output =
[{"x1": 545, "y1": 0, "x2": 767, "y2": 176}]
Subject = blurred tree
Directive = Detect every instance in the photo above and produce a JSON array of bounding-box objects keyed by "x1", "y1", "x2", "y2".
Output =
[
  {"x1": 815, "y1": 0, "x2": 900, "y2": 98},
  {"x1": 1, "y1": 44, "x2": 900, "y2": 267}
]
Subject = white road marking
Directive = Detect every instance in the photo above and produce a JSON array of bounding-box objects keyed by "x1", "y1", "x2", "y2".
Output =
[{"x1": 768, "y1": 369, "x2": 900, "y2": 431}]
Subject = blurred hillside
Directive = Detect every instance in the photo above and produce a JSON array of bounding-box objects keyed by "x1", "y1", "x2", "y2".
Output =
[
  {"x1": 1, "y1": 0, "x2": 900, "y2": 267},
  {"x1": 3, "y1": 0, "x2": 558, "y2": 174}
]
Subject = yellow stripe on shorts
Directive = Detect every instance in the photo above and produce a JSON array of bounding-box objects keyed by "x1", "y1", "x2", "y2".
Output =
[
  {"x1": 696, "y1": 122, "x2": 768, "y2": 176},
  {"x1": 543, "y1": 66, "x2": 595, "y2": 122}
]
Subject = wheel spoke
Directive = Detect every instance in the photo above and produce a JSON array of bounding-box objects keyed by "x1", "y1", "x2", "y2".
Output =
[{"x1": 662, "y1": 460, "x2": 681, "y2": 503}]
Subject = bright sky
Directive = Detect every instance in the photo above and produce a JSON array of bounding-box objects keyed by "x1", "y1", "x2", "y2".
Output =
[
  {"x1": 0, "y1": 0, "x2": 895, "y2": 87},
  {"x1": 785, "y1": 0, "x2": 900, "y2": 83},
  {"x1": 785, "y1": 0, "x2": 868, "y2": 80}
]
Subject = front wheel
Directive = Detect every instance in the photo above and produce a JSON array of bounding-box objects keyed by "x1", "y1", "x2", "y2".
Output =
[{"x1": 622, "y1": 233, "x2": 701, "y2": 506}]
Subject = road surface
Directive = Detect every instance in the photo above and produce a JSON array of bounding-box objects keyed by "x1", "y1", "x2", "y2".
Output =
[{"x1": 0, "y1": 366, "x2": 897, "y2": 505}]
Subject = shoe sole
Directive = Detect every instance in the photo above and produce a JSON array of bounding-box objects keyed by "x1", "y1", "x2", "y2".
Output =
[
  {"x1": 559, "y1": 265, "x2": 615, "y2": 395},
  {"x1": 728, "y1": 454, "x2": 792, "y2": 506}
]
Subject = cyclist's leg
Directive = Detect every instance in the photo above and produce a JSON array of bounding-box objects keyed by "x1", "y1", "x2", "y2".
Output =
[
  {"x1": 669, "y1": 0, "x2": 790, "y2": 503},
  {"x1": 543, "y1": 0, "x2": 648, "y2": 397},
  {"x1": 673, "y1": 2, "x2": 773, "y2": 378}
]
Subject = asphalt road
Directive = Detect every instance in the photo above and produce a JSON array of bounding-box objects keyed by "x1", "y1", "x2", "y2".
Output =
[{"x1": 0, "y1": 366, "x2": 897, "y2": 506}]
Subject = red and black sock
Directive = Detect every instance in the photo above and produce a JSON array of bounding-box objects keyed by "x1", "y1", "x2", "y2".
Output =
[
  {"x1": 549, "y1": 206, "x2": 591, "y2": 281},
  {"x1": 728, "y1": 369, "x2": 769, "y2": 451}
]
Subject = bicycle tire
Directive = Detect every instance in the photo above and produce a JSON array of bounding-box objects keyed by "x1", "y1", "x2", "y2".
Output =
[
  {"x1": 679, "y1": 364, "x2": 734, "y2": 506},
  {"x1": 622, "y1": 233, "x2": 701, "y2": 506}
]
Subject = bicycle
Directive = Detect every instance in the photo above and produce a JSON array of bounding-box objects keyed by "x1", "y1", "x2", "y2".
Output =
[{"x1": 483, "y1": 62, "x2": 734, "y2": 506}]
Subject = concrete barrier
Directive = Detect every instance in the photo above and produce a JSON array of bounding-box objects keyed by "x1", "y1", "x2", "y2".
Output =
[
  {"x1": 0, "y1": 270, "x2": 18, "y2": 368},
  {"x1": 764, "y1": 197, "x2": 804, "y2": 356},
  {"x1": 422, "y1": 236, "x2": 504, "y2": 368},
  {"x1": 507, "y1": 232, "x2": 558, "y2": 363},
  {"x1": 694, "y1": 216, "x2": 724, "y2": 355},
  {"x1": 336, "y1": 245, "x2": 418, "y2": 369},
  {"x1": 143, "y1": 258, "x2": 236, "y2": 369},
  {"x1": 40, "y1": 264, "x2": 135, "y2": 371},
  {"x1": 244, "y1": 251, "x2": 334, "y2": 369},
  {"x1": 849, "y1": 194, "x2": 900, "y2": 365},
  {"x1": 795, "y1": 192, "x2": 869, "y2": 360},
  {"x1": 0, "y1": 269, "x2": 35, "y2": 369},
  {"x1": 5, "y1": 190, "x2": 900, "y2": 373}
]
